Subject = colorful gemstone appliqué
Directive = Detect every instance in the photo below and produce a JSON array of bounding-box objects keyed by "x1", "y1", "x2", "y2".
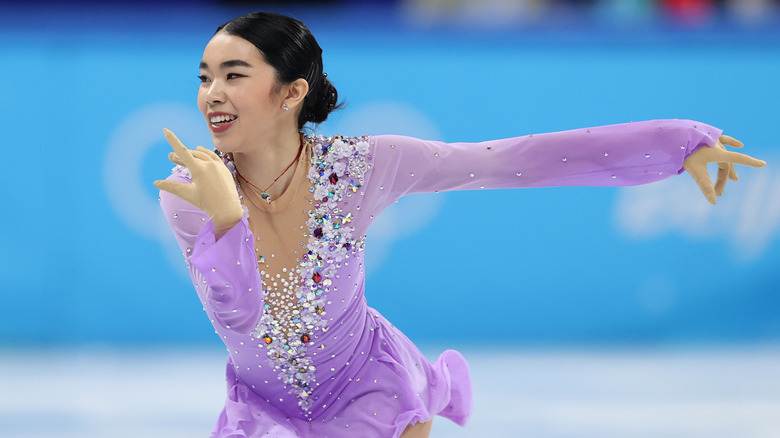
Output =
[{"x1": 245, "y1": 135, "x2": 371, "y2": 415}]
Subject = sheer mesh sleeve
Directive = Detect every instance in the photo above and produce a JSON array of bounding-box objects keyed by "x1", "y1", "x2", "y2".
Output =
[
  {"x1": 361, "y1": 119, "x2": 721, "y2": 217},
  {"x1": 159, "y1": 168, "x2": 263, "y2": 334}
]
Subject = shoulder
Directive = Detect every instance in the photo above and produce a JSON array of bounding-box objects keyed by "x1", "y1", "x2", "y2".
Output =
[
  {"x1": 304, "y1": 133, "x2": 426, "y2": 165},
  {"x1": 168, "y1": 164, "x2": 192, "y2": 182},
  {"x1": 303, "y1": 134, "x2": 374, "y2": 206},
  {"x1": 305, "y1": 134, "x2": 372, "y2": 157},
  {"x1": 305, "y1": 134, "x2": 374, "y2": 179},
  {"x1": 303, "y1": 133, "x2": 424, "y2": 154},
  {"x1": 159, "y1": 166, "x2": 197, "y2": 215}
]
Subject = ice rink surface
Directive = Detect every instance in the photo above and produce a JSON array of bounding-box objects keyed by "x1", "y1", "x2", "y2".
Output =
[{"x1": 2, "y1": 345, "x2": 780, "y2": 438}]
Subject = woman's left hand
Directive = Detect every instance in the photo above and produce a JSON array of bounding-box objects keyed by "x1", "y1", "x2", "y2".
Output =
[{"x1": 683, "y1": 135, "x2": 766, "y2": 204}]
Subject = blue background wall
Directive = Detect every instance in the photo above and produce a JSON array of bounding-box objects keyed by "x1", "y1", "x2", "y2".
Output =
[{"x1": 1, "y1": 2, "x2": 779, "y2": 348}]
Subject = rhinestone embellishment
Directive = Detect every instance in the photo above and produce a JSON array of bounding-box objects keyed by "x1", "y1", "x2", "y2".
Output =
[{"x1": 248, "y1": 135, "x2": 371, "y2": 413}]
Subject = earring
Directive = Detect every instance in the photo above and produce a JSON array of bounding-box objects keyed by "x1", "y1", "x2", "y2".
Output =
[{"x1": 282, "y1": 104, "x2": 290, "y2": 111}]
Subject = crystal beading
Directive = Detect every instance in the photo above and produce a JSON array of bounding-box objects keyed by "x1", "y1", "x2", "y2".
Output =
[
  {"x1": 182, "y1": 138, "x2": 371, "y2": 415},
  {"x1": 244, "y1": 135, "x2": 371, "y2": 413}
]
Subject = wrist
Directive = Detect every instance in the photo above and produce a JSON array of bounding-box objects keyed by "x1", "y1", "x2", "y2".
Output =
[{"x1": 212, "y1": 205, "x2": 244, "y2": 235}]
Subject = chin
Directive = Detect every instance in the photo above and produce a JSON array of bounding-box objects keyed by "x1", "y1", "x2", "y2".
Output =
[{"x1": 210, "y1": 136, "x2": 235, "y2": 153}]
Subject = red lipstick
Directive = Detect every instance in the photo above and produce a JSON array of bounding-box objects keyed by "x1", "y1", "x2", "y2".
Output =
[{"x1": 208, "y1": 112, "x2": 237, "y2": 134}]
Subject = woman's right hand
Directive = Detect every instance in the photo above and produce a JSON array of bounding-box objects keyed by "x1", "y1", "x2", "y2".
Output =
[{"x1": 154, "y1": 129, "x2": 244, "y2": 235}]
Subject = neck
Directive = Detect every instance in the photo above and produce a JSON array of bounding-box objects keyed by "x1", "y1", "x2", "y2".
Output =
[{"x1": 233, "y1": 128, "x2": 303, "y2": 201}]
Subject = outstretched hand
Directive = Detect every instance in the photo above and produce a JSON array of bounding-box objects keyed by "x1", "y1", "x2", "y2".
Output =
[
  {"x1": 154, "y1": 129, "x2": 244, "y2": 234},
  {"x1": 683, "y1": 135, "x2": 766, "y2": 205}
]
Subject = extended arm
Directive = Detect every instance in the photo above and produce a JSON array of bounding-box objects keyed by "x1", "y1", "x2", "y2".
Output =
[{"x1": 362, "y1": 119, "x2": 763, "y2": 215}]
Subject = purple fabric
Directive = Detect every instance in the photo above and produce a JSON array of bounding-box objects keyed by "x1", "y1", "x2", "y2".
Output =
[{"x1": 159, "y1": 119, "x2": 721, "y2": 437}]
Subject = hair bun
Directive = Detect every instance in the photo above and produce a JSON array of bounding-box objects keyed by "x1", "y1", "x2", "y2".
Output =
[{"x1": 303, "y1": 75, "x2": 340, "y2": 125}]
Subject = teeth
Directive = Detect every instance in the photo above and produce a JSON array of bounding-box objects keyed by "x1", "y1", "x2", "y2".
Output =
[{"x1": 210, "y1": 114, "x2": 237, "y2": 124}]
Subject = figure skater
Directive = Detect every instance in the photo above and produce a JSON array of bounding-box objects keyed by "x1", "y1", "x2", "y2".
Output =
[{"x1": 154, "y1": 11, "x2": 766, "y2": 438}]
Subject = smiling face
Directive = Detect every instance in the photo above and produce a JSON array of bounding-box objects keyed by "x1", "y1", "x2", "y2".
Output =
[{"x1": 197, "y1": 32, "x2": 287, "y2": 153}]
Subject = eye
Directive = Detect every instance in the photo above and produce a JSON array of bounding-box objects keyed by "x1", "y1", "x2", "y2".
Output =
[
  {"x1": 226, "y1": 73, "x2": 246, "y2": 80},
  {"x1": 197, "y1": 75, "x2": 211, "y2": 83}
]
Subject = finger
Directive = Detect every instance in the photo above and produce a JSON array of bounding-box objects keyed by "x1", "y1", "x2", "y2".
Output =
[
  {"x1": 190, "y1": 149, "x2": 213, "y2": 161},
  {"x1": 154, "y1": 179, "x2": 186, "y2": 195},
  {"x1": 714, "y1": 163, "x2": 729, "y2": 197},
  {"x1": 195, "y1": 146, "x2": 221, "y2": 161},
  {"x1": 720, "y1": 135, "x2": 744, "y2": 149},
  {"x1": 719, "y1": 150, "x2": 767, "y2": 168},
  {"x1": 728, "y1": 162, "x2": 739, "y2": 182},
  {"x1": 168, "y1": 152, "x2": 186, "y2": 166},
  {"x1": 163, "y1": 129, "x2": 194, "y2": 165},
  {"x1": 685, "y1": 164, "x2": 717, "y2": 205},
  {"x1": 153, "y1": 179, "x2": 196, "y2": 202}
]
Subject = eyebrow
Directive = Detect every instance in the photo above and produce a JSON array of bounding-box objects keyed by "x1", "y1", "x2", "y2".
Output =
[{"x1": 199, "y1": 59, "x2": 253, "y2": 70}]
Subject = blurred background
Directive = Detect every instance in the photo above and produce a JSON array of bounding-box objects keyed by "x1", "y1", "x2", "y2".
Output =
[{"x1": 1, "y1": 0, "x2": 779, "y2": 436}]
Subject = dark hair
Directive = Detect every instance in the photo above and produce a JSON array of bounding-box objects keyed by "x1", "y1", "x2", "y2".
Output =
[{"x1": 216, "y1": 12, "x2": 340, "y2": 129}]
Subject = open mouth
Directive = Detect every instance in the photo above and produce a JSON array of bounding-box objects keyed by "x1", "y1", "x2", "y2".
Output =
[{"x1": 210, "y1": 114, "x2": 237, "y2": 127}]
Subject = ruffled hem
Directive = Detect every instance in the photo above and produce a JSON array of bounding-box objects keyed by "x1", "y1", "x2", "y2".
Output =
[
  {"x1": 390, "y1": 348, "x2": 472, "y2": 435},
  {"x1": 434, "y1": 349, "x2": 472, "y2": 426},
  {"x1": 211, "y1": 348, "x2": 472, "y2": 438}
]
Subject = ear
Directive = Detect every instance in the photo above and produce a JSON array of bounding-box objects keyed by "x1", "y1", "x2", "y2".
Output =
[{"x1": 282, "y1": 78, "x2": 309, "y2": 110}]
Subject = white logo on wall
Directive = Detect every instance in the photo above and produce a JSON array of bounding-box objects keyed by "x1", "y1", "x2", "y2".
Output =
[
  {"x1": 613, "y1": 159, "x2": 780, "y2": 261},
  {"x1": 103, "y1": 103, "x2": 210, "y2": 273}
]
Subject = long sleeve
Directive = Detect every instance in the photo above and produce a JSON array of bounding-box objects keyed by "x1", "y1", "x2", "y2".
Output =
[
  {"x1": 159, "y1": 167, "x2": 263, "y2": 334},
  {"x1": 362, "y1": 119, "x2": 721, "y2": 216}
]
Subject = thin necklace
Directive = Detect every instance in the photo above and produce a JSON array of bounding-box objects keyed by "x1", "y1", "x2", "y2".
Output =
[{"x1": 235, "y1": 142, "x2": 303, "y2": 204}]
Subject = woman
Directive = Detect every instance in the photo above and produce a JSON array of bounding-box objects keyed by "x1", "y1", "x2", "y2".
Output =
[{"x1": 154, "y1": 11, "x2": 765, "y2": 438}]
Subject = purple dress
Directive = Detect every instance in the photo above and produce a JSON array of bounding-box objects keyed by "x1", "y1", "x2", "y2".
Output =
[{"x1": 159, "y1": 119, "x2": 721, "y2": 437}]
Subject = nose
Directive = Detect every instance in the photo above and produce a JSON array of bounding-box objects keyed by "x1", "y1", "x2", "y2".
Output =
[{"x1": 205, "y1": 82, "x2": 225, "y2": 105}]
